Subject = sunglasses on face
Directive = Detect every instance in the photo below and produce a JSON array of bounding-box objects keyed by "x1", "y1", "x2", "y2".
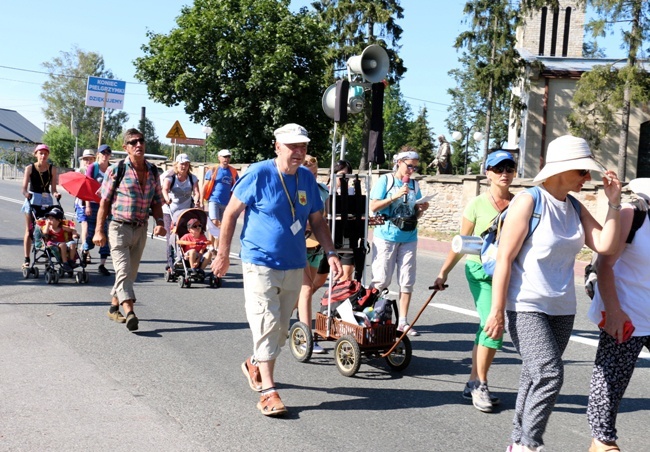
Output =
[
  {"x1": 126, "y1": 138, "x2": 145, "y2": 146},
  {"x1": 404, "y1": 164, "x2": 418, "y2": 171},
  {"x1": 489, "y1": 165, "x2": 515, "y2": 174},
  {"x1": 578, "y1": 169, "x2": 590, "y2": 177},
  {"x1": 190, "y1": 224, "x2": 201, "y2": 229}
]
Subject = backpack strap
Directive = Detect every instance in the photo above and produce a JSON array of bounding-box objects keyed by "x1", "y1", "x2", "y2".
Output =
[
  {"x1": 626, "y1": 198, "x2": 649, "y2": 244},
  {"x1": 524, "y1": 186, "x2": 543, "y2": 239},
  {"x1": 108, "y1": 160, "x2": 126, "y2": 204}
]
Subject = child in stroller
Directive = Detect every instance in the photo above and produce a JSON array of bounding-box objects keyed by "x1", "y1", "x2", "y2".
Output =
[
  {"x1": 40, "y1": 207, "x2": 79, "y2": 271},
  {"x1": 27, "y1": 207, "x2": 89, "y2": 284},
  {"x1": 166, "y1": 208, "x2": 220, "y2": 288}
]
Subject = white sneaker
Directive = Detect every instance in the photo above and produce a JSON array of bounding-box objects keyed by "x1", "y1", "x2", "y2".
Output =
[{"x1": 312, "y1": 342, "x2": 326, "y2": 354}]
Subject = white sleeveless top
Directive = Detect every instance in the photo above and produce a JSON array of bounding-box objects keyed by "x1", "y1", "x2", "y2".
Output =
[
  {"x1": 506, "y1": 186, "x2": 585, "y2": 315},
  {"x1": 590, "y1": 210, "x2": 650, "y2": 336}
]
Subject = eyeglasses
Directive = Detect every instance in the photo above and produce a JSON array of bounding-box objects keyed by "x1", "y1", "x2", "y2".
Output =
[
  {"x1": 404, "y1": 164, "x2": 418, "y2": 171},
  {"x1": 190, "y1": 225, "x2": 201, "y2": 229},
  {"x1": 304, "y1": 160, "x2": 316, "y2": 166},
  {"x1": 489, "y1": 165, "x2": 516, "y2": 174},
  {"x1": 578, "y1": 169, "x2": 590, "y2": 176},
  {"x1": 126, "y1": 138, "x2": 145, "y2": 146}
]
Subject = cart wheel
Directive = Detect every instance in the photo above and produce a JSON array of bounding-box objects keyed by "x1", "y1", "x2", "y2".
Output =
[
  {"x1": 75, "y1": 273, "x2": 81, "y2": 284},
  {"x1": 45, "y1": 270, "x2": 52, "y2": 284},
  {"x1": 33, "y1": 267, "x2": 39, "y2": 278},
  {"x1": 83, "y1": 271, "x2": 90, "y2": 284},
  {"x1": 385, "y1": 336, "x2": 412, "y2": 371},
  {"x1": 22, "y1": 267, "x2": 30, "y2": 279},
  {"x1": 289, "y1": 322, "x2": 313, "y2": 362},
  {"x1": 178, "y1": 277, "x2": 186, "y2": 288},
  {"x1": 334, "y1": 335, "x2": 361, "y2": 377}
]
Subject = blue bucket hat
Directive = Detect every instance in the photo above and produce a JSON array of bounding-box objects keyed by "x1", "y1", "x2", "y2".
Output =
[{"x1": 486, "y1": 150, "x2": 515, "y2": 169}]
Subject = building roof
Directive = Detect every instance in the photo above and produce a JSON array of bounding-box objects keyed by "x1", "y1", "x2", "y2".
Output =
[
  {"x1": 518, "y1": 47, "x2": 650, "y2": 76},
  {"x1": 0, "y1": 108, "x2": 43, "y2": 144}
]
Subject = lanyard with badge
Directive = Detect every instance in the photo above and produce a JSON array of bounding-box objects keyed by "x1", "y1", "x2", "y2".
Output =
[{"x1": 275, "y1": 163, "x2": 302, "y2": 235}]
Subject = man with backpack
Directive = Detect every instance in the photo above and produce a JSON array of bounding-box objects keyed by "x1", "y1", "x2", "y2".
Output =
[
  {"x1": 203, "y1": 149, "x2": 239, "y2": 228},
  {"x1": 93, "y1": 129, "x2": 166, "y2": 332}
]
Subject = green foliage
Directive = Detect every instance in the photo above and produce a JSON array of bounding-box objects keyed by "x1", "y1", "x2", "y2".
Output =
[
  {"x1": 42, "y1": 125, "x2": 76, "y2": 167},
  {"x1": 405, "y1": 107, "x2": 434, "y2": 174},
  {"x1": 382, "y1": 84, "x2": 413, "y2": 158},
  {"x1": 449, "y1": 0, "x2": 525, "y2": 165},
  {"x1": 312, "y1": 0, "x2": 406, "y2": 84},
  {"x1": 40, "y1": 46, "x2": 129, "y2": 144},
  {"x1": 134, "y1": 0, "x2": 331, "y2": 163},
  {"x1": 569, "y1": 64, "x2": 650, "y2": 147},
  {"x1": 139, "y1": 117, "x2": 163, "y2": 155}
]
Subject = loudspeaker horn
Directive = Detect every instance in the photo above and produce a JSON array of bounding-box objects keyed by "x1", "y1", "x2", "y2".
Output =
[
  {"x1": 322, "y1": 83, "x2": 366, "y2": 120},
  {"x1": 346, "y1": 44, "x2": 390, "y2": 83}
]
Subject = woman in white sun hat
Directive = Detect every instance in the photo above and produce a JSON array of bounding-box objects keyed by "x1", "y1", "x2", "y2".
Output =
[
  {"x1": 586, "y1": 178, "x2": 650, "y2": 452},
  {"x1": 484, "y1": 135, "x2": 622, "y2": 452}
]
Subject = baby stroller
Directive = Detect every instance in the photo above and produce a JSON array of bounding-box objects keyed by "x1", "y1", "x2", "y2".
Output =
[
  {"x1": 164, "y1": 208, "x2": 221, "y2": 288},
  {"x1": 23, "y1": 204, "x2": 89, "y2": 285}
]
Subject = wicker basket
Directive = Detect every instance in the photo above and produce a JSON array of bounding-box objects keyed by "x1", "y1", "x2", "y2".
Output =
[{"x1": 315, "y1": 312, "x2": 396, "y2": 347}]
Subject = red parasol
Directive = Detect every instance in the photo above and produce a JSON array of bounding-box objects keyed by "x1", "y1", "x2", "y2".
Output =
[{"x1": 59, "y1": 171, "x2": 101, "y2": 203}]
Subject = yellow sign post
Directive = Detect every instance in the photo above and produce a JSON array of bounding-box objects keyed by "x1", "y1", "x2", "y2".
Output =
[{"x1": 166, "y1": 121, "x2": 187, "y2": 160}]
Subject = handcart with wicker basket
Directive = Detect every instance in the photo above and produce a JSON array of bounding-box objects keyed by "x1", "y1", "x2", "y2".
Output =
[{"x1": 288, "y1": 288, "x2": 412, "y2": 377}]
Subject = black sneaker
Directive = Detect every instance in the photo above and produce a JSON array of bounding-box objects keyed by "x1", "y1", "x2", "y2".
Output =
[
  {"x1": 125, "y1": 312, "x2": 139, "y2": 331},
  {"x1": 98, "y1": 265, "x2": 111, "y2": 276}
]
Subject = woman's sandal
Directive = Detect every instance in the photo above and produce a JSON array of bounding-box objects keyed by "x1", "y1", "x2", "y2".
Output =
[
  {"x1": 257, "y1": 392, "x2": 288, "y2": 417},
  {"x1": 589, "y1": 439, "x2": 620, "y2": 452}
]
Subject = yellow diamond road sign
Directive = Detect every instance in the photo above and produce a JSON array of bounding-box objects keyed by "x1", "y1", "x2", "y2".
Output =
[{"x1": 166, "y1": 120, "x2": 187, "y2": 139}]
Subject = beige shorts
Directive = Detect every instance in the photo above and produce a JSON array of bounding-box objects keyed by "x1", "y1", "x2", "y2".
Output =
[{"x1": 243, "y1": 263, "x2": 302, "y2": 362}]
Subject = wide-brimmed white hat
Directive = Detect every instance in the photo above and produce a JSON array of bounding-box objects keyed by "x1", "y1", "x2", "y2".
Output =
[
  {"x1": 533, "y1": 135, "x2": 605, "y2": 183},
  {"x1": 627, "y1": 178, "x2": 650, "y2": 201}
]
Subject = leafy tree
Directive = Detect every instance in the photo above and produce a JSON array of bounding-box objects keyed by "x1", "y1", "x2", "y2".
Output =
[
  {"x1": 313, "y1": 0, "x2": 405, "y2": 170},
  {"x1": 382, "y1": 84, "x2": 413, "y2": 160},
  {"x1": 406, "y1": 107, "x2": 434, "y2": 174},
  {"x1": 138, "y1": 117, "x2": 163, "y2": 155},
  {"x1": 134, "y1": 0, "x2": 331, "y2": 163},
  {"x1": 42, "y1": 125, "x2": 76, "y2": 167},
  {"x1": 570, "y1": 0, "x2": 650, "y2": 179},
  {"x1": 40, "y1": 46, "x2": 129, "y2": 145},
  {"x1": 454, "y1": 0, "x2": 525, "y2": 169}
]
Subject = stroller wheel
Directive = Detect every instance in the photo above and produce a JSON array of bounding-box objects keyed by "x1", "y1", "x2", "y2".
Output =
[
  {"x1": 53, "y1": 271, "x2": 60, "y2": 284},
  {"x1": 22, "y1": 267, "x2": 30, "y2": 279},
  {"x1": 58, "y1": 267, "x2": 65, "y2": 277},
  {"x1": 289, "y1": 322, "x2": 313, "y2": 363},
  {"x1": 75, "y1": 273, "x2": 81, "y2": 284},
  {"x1": 164, "y1": 270, "x2": 172, "y2": 282},
  {"x1": 384, "y1": 336, "x2": 412, "y2": 371},
  {"x1": 178, "y1": 277, "x2": 186, "y2": 288},
  {"x1": 83, "y1": 272, "x2": 90, "y2": 284},
  {"x1": 33, "y1": 267, "x2": 39, "y2": 278},
  {"x1": 334, "y1": 335, "x2": 361, "y2": 377},
  {"x1": 45, "y1": 269, "x2": 54, "y2": 284}
]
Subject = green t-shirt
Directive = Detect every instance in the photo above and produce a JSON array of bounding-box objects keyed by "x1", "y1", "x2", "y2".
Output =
[{"x1": 462, "y1": 193, "x2": 500, "y2": 264}]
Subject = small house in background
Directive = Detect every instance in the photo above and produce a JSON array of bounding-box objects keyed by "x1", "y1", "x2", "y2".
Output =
[
  {"x1": 0, "y1": 108, "x2": 43, "y2": 151},
  {"x1": 512, "y1": 1, "x2": 650, "y2": 180}
]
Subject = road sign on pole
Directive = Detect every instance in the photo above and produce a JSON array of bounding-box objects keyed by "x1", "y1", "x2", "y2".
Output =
[
  {"x1": 166, "y1": 121, "x2": 187, "y2": 139},
  {"x1": 85, "y1": 77, "x2": 126, "y2": 109}
]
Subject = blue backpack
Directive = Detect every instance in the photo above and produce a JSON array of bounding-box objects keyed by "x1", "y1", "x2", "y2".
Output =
[{"x1": 480, "y1": 186, "x2": 581, "y2": 277}]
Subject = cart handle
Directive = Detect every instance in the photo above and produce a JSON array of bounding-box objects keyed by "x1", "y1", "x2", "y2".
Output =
[{"x1": 380, "y1": 285, "x2": 445, "y2": 358}]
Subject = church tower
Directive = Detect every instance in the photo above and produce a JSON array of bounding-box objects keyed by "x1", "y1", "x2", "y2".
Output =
[{"x1": 516, "y1": 1, "x2": 586, "y2": 57}]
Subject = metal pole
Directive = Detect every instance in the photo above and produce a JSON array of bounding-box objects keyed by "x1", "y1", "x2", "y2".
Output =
[{"x1": 464, "y1": 129, "x2": 470, "y2": 175}]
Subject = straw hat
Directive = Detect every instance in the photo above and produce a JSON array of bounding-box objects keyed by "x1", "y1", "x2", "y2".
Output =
[{"x1": 533, "y1": 135, "x2": 605, "y2": 183}]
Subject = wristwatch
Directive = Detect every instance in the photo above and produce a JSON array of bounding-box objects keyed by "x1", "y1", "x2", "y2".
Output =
[
  {"x1": 156, "y1": 217, "x2": 164, "y2": 225},
  {"x1": 326, "y1": 250, "x2": 339, "y2": 258}
]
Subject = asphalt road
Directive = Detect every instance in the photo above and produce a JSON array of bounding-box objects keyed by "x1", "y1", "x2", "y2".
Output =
[{"x1": 0, "y1": 178, "x2": 648, "y2": 452}]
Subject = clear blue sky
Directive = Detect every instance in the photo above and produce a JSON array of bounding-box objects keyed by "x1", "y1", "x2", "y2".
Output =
[{"x1": 0, "y1": 0, "x2": 625, "y2": 148}]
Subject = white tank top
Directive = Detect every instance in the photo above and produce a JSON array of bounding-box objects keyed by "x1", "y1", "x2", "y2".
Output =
[
  {"x1": 591, "y1": 212, "x2": 650, "y2": 336},
  {"x1": 506, "y1": 186, "x2": 585, "y2": 315}
]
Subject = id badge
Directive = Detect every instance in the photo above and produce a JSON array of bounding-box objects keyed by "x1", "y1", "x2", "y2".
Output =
[{"x1": 290, "y1": 219, "x2": 301, "y2": 235}]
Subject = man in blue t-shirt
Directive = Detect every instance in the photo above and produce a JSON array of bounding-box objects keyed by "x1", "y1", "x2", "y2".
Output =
[
  {"x1": 203, "y1": 149, "x2": 239, "y2": 228},
  {"x1": 212, "y1": 123, "x2": 342, "y2": 417}
]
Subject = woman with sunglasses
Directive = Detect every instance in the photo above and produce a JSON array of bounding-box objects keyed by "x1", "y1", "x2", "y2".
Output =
[
  {"x1": 369, "y1": 146, "x2": 430, "y2": 336},
  {"x1": 483, "y1": 135, "x2": 621, "y2": 452},
  {"x1": 433, "y1": 150, "x2": 516, "y2": 413}
]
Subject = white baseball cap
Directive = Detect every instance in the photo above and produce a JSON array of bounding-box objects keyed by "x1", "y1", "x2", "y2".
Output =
[
  {"x1": 176, "y1": 153, "x2": 190, "y2": 163},
  {"x1": 274, "y1": 123, "x2": 310, "y2": 144},
  {"x1": 218, "y1": 149, "x2": 231, "y2": 157}
]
